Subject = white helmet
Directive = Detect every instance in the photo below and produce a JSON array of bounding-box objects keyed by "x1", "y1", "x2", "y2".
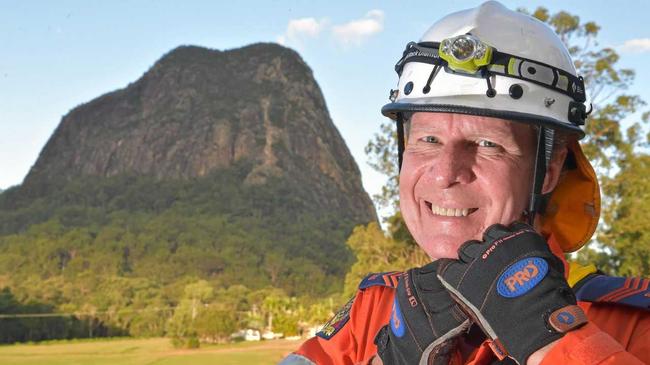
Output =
[
  {"x1": 382, "y1": 0, "x2": 588, "y2": 134},
  {"x1": 383, "y1": 1, "x2": 600, "y2": 252}
]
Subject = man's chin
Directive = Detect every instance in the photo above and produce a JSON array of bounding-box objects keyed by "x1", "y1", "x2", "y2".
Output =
[
  {"x1": 418, "y1": 234, "x2": 478, "y2": 260},
  {"x1": 421, "y1": 241, "x2": 463, "y2": 260}
]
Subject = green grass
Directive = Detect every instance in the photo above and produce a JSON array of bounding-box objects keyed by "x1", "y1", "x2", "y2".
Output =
[{"x1": 0, "y1": 337, "x2": 303, "y2": 365}]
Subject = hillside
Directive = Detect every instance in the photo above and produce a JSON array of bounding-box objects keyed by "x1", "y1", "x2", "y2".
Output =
[{"x1": 0, "y1": 43, "x2": 376, "y2": 342}]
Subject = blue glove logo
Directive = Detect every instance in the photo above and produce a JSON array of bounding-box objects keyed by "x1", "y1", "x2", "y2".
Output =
[
  {"x1": 497, "y1": 257, "x2": 548, "y2": 298},
  {"x1": 557, "y1": 311, "x2": 575, "y2": 325},
  {"x1": 390, "y1": 296, "x2": 405, "y2": 337}
]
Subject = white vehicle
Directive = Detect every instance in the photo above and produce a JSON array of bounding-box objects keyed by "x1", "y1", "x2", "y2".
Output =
[
  {"x1": 230, "y1": 328, "x2": 261, "y2": 341},
  {"x1": 262, "y1": 331, "x2": 283, "y2": 340},
  {"x1": 244, "y1": 329, "x2": 261, "y2": 341}
]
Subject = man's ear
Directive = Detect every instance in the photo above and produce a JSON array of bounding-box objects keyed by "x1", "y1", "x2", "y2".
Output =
[{"x1": 542, "y1": 146, "x2": 568, "y2": 194}]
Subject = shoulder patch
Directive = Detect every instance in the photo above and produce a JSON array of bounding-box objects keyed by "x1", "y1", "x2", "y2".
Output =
[
  {"x1": 316, "y1": 296, "x2": 354, "y2": 340},
  {"x1": 358, "y1": 271, "x2": 402, "y2": 290},
  {"x1": 574, "y1": 274, "x2": 650, "y2": 311}
]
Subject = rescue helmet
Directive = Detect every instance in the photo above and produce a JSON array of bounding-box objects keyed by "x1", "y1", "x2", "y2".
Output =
[{"x1": 382, "y1": 1, "x2": 599, "y2": 252}]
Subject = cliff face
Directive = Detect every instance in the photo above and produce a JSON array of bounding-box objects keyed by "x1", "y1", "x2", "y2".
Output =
[{"x1": 22, "y1": 43, "x2": 376, "y2": 223}]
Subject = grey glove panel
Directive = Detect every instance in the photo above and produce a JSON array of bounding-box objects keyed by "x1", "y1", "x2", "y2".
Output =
[{"x1": 278, "y1": 354, "x2": 317, "y2": 365}]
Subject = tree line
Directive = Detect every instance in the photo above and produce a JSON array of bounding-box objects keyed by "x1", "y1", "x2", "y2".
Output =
[{"x1": 0, "y1": 161, "x2": 357, "y2": 345}]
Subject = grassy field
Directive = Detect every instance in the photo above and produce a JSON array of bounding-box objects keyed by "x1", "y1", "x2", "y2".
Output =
[{"x1": 0, "y1": 337, "x2": 303, "y2": 365}]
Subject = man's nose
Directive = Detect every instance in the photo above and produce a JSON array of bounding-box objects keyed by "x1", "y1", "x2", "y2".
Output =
[{"x1": 429, "y1": 145, "x2": 475, "y2": 188}]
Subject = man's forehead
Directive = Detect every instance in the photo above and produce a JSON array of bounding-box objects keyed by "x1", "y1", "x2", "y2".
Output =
[{"x1": 409, "y1": 112, "x2": 533, "y2": 138}]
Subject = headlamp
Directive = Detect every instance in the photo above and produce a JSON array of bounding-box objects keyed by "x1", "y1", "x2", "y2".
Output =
[{"x1": 439, "y1": 34, "x2": 492, "y2": 74}]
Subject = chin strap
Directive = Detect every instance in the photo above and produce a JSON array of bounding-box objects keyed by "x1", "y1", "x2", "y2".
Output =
[
  {"x1": 528, "y1": 126, "x2": 552, "y2": 224},
  {"x1": 396, "y1": 114, "x2": 406, "y2": 172}
]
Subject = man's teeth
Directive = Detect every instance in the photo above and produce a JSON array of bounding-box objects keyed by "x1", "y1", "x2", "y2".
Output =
[{"x1": 431, "y1": 205, "x2": 471, "y2": 217}]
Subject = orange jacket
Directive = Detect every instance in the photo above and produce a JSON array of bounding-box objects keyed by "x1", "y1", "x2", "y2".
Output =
[
  {"x1": 284, "y1": 280, "x2": 649, "y2": 365},
  {"x1": 282, "y1": 238, "x2": 650, "y2": 365}
]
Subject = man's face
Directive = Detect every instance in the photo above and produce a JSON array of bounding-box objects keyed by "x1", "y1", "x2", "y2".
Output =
[{"x1": 399, "y1": 112, "x2": 537, "y2": 259}]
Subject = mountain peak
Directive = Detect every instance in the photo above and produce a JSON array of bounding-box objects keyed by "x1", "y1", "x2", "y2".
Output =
[{"x1": 19, "y1": 43, "x2": 376, "y2": 222}]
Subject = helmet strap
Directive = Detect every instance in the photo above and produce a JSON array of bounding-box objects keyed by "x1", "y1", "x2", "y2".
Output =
[
  {"x1": 396, "y1": 113, "x2": 406, "y2": 172},
  {"x1": 528, "y1": 126, "x2": 548, "y2": 224}
]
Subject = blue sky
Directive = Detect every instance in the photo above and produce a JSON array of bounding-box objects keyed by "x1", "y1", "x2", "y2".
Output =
[{"x1": 2, "y1": 1, "x2": 649, "y2": 215}]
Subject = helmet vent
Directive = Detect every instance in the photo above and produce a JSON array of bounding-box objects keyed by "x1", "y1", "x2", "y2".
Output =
[
  {"x1": 404, "y1": 81, "x2": 414, "y2": 95},
  {"x1": 509, "y1": 84, "x2": 524, "y2": 99}
]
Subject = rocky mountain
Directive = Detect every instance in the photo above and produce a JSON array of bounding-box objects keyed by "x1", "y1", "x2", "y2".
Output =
[
  {"x1": 21, "y1": 43, "x2": 375, "y2": 222},
  {"x1": 0, "y1": 43, "x2": 377, "y2": 297}
]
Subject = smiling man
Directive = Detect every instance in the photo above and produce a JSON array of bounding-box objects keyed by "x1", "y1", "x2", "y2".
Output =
[
  {"x1": 400, "y1": 113, "x2": 546, "y2": 260},
  {"x1": 280, "y1": 2, "x2": 650, "y2": 365}
]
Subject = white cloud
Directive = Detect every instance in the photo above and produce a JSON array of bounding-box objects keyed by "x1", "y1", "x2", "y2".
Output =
[
  {"x1": 277, "y1": 17, "x2": 328, "y2": 46},
  {"x1": 332, "y1": 9, "x2": 384, "y2": 47},
  {"x1": 277, "y1": 10, "x2": 385, "y2": 48},
  {"x1": 618, "y1": 38, "x2": 650, "y2": 54}
]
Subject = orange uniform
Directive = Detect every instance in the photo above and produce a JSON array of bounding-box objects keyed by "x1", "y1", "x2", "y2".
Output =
[{"x1": 281, "y1": 238, "x2": 650, "y2": 365}]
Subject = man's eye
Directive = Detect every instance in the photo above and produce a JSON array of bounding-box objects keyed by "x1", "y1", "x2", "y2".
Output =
[
  {"x1": 422, "y1": 136, "x2": 439, "y2": 144},
  {"x1": 477, "y1": 139, "x2": 498, "y2": 148}
]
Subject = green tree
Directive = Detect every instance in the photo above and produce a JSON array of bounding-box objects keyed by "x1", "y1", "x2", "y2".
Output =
[
  {"x1": 365, "y1": 121, "x2": 400, "y2": 213},
  {"x1": 261, "y1": 291, "x2": 301, "y2": 336},
  {"x1": 194, "y1": 306, "x2": 237, "y2": 343},
  {"x1": 596, "y1": 118, "x2": 650, "y2": 276},
  {"x1": 166, "y1": 280, "x2": 214, "y2": 341},
  {"x1": 343, "y1": 222, "x2": 427, "y2": 298},
  {"x1": 526, "y1": 8, "x2": 649, "y2": 274},
  {"x1": 304, "y1": 298, "x2": 336, "y2": 329},
  {"x1": 260, "y1": 289, "x2": 289, "y2": 332}
]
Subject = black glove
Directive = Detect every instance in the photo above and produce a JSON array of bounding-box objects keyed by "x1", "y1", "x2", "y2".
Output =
[
  {"x1": 436, "y1": 222, "x2": 587, "y2": 365},
  {"x1": 374, "y1": 261, "x2": 471, "y2": 365}
]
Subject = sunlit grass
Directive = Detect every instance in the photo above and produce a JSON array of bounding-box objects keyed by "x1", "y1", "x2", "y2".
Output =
[{"x1": 0, "y1": 337, "x2": 302, "y2": 365}]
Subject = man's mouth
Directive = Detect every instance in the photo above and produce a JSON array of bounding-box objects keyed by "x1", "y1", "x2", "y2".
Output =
[{"x1": 425, "y1": 201, "x2": 479, "y2": 217}]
